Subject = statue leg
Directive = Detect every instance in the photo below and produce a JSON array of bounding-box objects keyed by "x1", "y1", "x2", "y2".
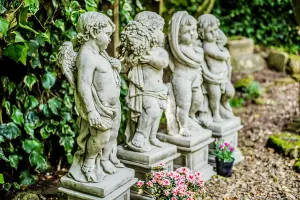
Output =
[
  {"x1": 149, "y1": 100, "x2": 164, "y2": 147},
  {"x1": 131, "y1": 96, "x2": 161, "y2": 151},
  {"x1": 220, "y1": 82, "x2": 235, "y2": 118},
  {"x1": 172, "y1": 77, "x2": 192, "y2": 137},
  {"x1": 189, "y1": 87, "x2": 203, "y2": 121},
  {"x1": 207, "y1": 84, "x2": 222, "y2": 122},
  {"x1": 83, "y1": 128, "x2": 109, "y2": 182}
]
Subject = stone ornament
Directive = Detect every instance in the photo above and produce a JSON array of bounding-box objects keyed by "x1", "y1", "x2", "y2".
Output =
[
  {"x1": 197, "y1": 14, "x2": 235, "y2": 125},
  {"x1": 118, "y1": 11, "x2": 169, "y2": 152},
  {"x1": 58, "y1": 12, "x2": 125, "y2": 183},
  {"x1": 167, "y1": 11, "x2": 207, "y2": 137}
]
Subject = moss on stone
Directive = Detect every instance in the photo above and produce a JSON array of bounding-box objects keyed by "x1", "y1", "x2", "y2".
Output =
[
  {"x1": 294, "y1": 160, "x2": 300, "y2": 172},
  {"x1": 234, "y1": 75, "x2": 255, "y2": 89},
  {"x1": 267, "y1": 132, "x2": 300, "y2": 159},
  {"x1": 13, "y1": 192, "x2": 45, "y2": 200}
]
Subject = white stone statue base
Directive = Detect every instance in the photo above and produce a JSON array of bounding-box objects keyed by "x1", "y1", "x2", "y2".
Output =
[
  {"x1": 157, "y1": 128, "x2": 216, "y2": 181},
  {"x1": 207, "y1": 117, "x2": 244, "y2": 166},
  {"x1": 117, "y1": 143, "x2": 180, "y2": 200},
  {"x1": 58, "y1": 168, "x2": 137, "y2": 200}
]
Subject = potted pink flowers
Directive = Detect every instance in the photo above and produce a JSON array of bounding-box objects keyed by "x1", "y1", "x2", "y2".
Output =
[
  {"x1": 214, "y1": 139, "x2": 235, "y2": 177},
  {"x1": 134, "y1": 163, "x2": 206, "y2": 200}
]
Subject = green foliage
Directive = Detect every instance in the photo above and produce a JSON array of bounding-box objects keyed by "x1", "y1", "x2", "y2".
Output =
[{"x1": 0, "y1": 0, "x2": 139, "y2": 190}]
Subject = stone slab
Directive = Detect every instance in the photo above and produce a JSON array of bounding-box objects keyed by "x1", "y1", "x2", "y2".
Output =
[
  {"x1": 117, "y1": 143, "x2": 177, "y2": 166},
  {"x1": 157, "y1": 128, "x2": 212, "y2": 148},
  {"x1": 227, "y1": 37, "x2": 254, "y2": 57},
  {"x1": 131, "y1": 190, "x2": 154, "y2": 200},
  {"x1": 59, "y1": 178, "x2": 137, "y2": 200},
  {"x1": 231, "y1": 53, "x2": 266, "y2": 73},
  {"x1": 268, "y1": 50, "x2": 289, "y2": 72},
  {"x1": 207, "y1": 117, "x2": 242, "y2": 136},
  {"x1": 60, "y1": 167, "x2": 135, "y2": 198}
]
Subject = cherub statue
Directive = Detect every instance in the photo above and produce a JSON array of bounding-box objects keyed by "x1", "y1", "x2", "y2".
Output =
[
  {"x1": 197, "y1": 14, "x2": 235, "y2": 123},
  {"x1": 118, "y1": 11, "x2": 169, "y2": 152},
  {"x1": 168, "y1": 11, "x2": 206, "y2": 137},
  {"x1": 58, "y1": 12, "x2": 124, "y2": 183}
]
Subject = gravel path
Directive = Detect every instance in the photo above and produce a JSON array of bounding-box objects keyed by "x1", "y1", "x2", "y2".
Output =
[{"x1": 206, "y1": 69, "x2": 300, "y2": 200}]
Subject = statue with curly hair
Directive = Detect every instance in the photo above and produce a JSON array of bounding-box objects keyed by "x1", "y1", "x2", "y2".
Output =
[
  {"x1": 58, "y1": 12, "x2": 125, "y2": 183},
  {"x1": 118, "y1": 11, "x2": 169, "y2": 152}
]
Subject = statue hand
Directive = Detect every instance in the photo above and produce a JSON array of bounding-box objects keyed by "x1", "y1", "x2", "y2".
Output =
[
  {"x1": 88, "y1": 110, "x2": 111, "y2": 130},
  {"x1": 140, "y1": 51, "x2": 153, "y2": 64},
  {"x1": 110, "y1": 58, "x2": 121, "y2": 72}
]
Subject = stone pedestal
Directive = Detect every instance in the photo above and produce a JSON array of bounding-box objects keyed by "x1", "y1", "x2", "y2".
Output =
[
  {"x1": 117, "y1": 143, "x2": 179, "y2": 200},
  {"x1": 207, "y1": 117, "x2": 244, "y2": 166},
  {"x1": 58, "y1": 168, "x2": 137, "y2": 200},
  {"x1": 157, "y1": 129, "x2": 216, "y2": 181}
]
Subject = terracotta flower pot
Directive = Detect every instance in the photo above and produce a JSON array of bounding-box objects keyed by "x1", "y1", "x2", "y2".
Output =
[{"x1": 215, "y1": 158, "x2": 234, "y2": 177}]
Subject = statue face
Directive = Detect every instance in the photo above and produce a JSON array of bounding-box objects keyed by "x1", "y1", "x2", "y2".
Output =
[
  {"x1": 180, "y1": 23, "x2": 198, "y2": 45},
  {"x1": 154, "y1": 25, "x2": 165, "y2": 47},
  {"x1": 204, "y1": 24, "x2": 219, "y2": 42},
  {"x1": 95, "y1": 25, "x2": 113, "y2": 51}
]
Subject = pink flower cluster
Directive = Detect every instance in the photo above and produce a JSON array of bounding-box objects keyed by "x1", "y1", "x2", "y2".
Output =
[{"x1": 135, "y1": 164, "x2": 206, "y2": 200}]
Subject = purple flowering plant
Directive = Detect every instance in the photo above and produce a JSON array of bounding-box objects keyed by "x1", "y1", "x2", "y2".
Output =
[{"x1": 214, "y1": 139, "x2": 235, "y2": 162}]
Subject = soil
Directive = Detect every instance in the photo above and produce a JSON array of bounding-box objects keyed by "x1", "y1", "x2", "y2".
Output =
[{"x1": 2, "y1": 68, "x2": 300, "y2": 200}]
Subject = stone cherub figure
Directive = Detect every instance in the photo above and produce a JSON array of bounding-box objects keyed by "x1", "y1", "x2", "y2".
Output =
[
  {"x1": 197, "y1": 14, "x2": 235, "y2": 123},
  {"x1": 118, "y1": 11, "x2": 169, "y2": 152},
  {"x1": 58, "y1": 12, "x2": 124, "y2": 183},
  {"x1": 167, "y1": 11, "x2": 207, "y2": 137}
]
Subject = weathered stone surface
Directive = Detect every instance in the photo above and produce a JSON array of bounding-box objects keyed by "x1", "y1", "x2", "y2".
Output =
[
  {"x1": 231, "y1": 53, "x2": 266, "y2": 73},
  {"x1": 227, "y1": 37, "x2": 254, "y2": 57},
  {"x1": 60, "y1": 168, "x2": 135, "y2": 198},
  {"x1": 208, "y1": 117, "x2": 242, "y2": 136},
  {"x1": 268, "y1": 50, "x2": 289, "y2": 72},
  {"x1": 288, "y1": 55, "x2": 300, "y2": 75}
]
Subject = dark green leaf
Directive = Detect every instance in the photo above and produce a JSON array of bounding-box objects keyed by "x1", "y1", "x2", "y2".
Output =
[
  {"x1": 0, "y1": 174, "x2": 4, "y2": 184},
  {"x1": 1, "y1": 77, "x2": 8, "y2": 93},
  {"x1": 54, "y1": 19, "x2": 65, "y2": 32},
  {"x1": 61, "y1": 124, "x2": 75, "y2": 136},
  {"x1": 24, "y1": 0, "x2": 39, "y2": 14},
  {"x1": 13, "y1": 182, "x2": 20, "y2": 189},
  {"x1": 11, "y1": 106, "x2": 24, "y2": 125},
  {"x1": 24, "y1": 74, "x2": 37, "y2": 90},
  {"x1": 0, "y1": 17, "x2": 8, "y2": 38},
  {"x1": 40, "y1": 126, "x2": 50, "y2": 139},
  {"x1": 3, "y1": 183, "x2": 11, "y2": 191},
  {"x1": 42, "y1": 72, "x2": 56, "y2": 89},
  {"x1": 19, "y1": 170, "x2": 36, "y2": 186},
  {"x1": 85, "y1": 0, "x2": 98, "y2": 11},
  {"x1": 39, "y1": 104, "x2": 51, "y2": 117},
  {"x1": 25, "y1": 110, "x2": 39, "y2": 125},
  {"x1": 27, "y1": 40, "x2": 39, "y2": 57},
  {"x1": 22, "y1": 139, "x2": 42, "y2": 154},
  {"x1": 3, "y1": 43, "x2": 29, "y2": 65},
  {"x1": 9, "y1": 155, "x2": 19, "y2": 169},
  {"x1": 24, "y1": 123, "x2": 35, "y2": 138},
  {"x1": 48, "y1": 97, "x2": 61, "y2": 115},
  {"x1": 36, "y1": 32, "x2": 50, "y2": 46},
  {"x1": 59, "y1": 136, "x2": 74, "y2": 151},
  {"x1": 0, "y1": 135, "x2": 4, "y2": 143},
  {"x1": 24, "y1": 95, "x2": 39, "y2": 110},
  {"x1": 16, "y1": 89, "x2": 26, "y2": 102},
  {"x1": 12, "y1": 31, "x2": 25, "y2": 43},
  {"x1": 2, "y1": 100, "x2": 11, "y2": 115},
  {"x1": 0, "y1": 147, "x2": 8, "y2": 161},
  {"x1": 63, "y1": 94, "x2": 73, "y2": 109},
  {"x1": 0, "y1": 123, "x2": 21, "y2": 140},
  {"x1": 8, "y1": 82, "x2": 16, "y2": 95},
  {"x1": 30, "y1": 56, "x2": 41, "y2": 68},
  {"x1": 29, "y1": 150, "x2": 48, "y2": 171}
]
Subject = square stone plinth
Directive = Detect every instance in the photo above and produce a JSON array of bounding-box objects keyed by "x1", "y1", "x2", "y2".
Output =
[
  {"x1": 59, "y1": 168, "x2": 136, "y2": 199},
  {"x1": 157, "y1": 130, "x2": 216, "y2": 181},
  {"x1": 206, "y1": 117, "x2": 244, "y2": 166},
  {"x1": 117, "y1": 143, "x2": 180, "y2": 181}
]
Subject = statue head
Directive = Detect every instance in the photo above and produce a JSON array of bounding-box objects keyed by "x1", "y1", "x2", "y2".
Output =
[
  {"x1": 178, "y1": 14, "x2": 198, "y2": 45},
  {"x1": 197, "y1": 14, "x2": 220, "y2": 42},
  {"x1": 76, "y1": 12, "x2": 116, "y2": 51},
  {"x1": 134, "y1": 11, "x2": 165, "y2": 47}
]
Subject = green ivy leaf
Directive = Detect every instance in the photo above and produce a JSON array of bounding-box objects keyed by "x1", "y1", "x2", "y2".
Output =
[
  {"x1": 16, "y1": 89, "x2": 26, "y2": 102},
  {"x1": 14, "y1": 182, "x2": 20, "y2": 189},
  {"x1": 25, "y1": 110, "x2": 39, "y2": 125},
  {"x1": 0, "y1": 17, "x2": 8, "y2": 38},
  {"x1": 1, "y1": 76, "x2": 8, "y2": 93},
  {"x1": 3, "y1": 43, "x2": 29, "y2": 65},
  {"x1": 19, "y1": 170, "x2": 36, "y2": 186},
  {"x1": 24, "y1": 95, "x2": 39, "y2": 110},
  {"x1": 11, "y1": 106, "x2": 24, "y2": 125},
  {"x1": 24, "y1": 74, "x2": 37, "y2": 90},
  {"x1": 22, "y1": 139, "x2": 42, "y2": 154},
  {"x1": 9, "y1": 155, "x2": 20, "y2": 169},
  {"x1": 8, "y1": 82, "x2": 16, "y2": 95},
  {"x1": 0, "y1": 123, "x2": 21, "y2": 140},
  {"x1": 36, "y1": 32, "x2": 50, "y2": 46},
  {"x1": 0, "y1": 174, "x2": 4, "y2": 184},
  {"x1": 0, "y1": 147, "x2": 8, "y2": 162},
  {"x1": 11, "y1": 31, "x2": 25, "y2": 43},
  {"x1": 24, "y1": 0, "x2": 39, "y2": 14},
  {"x1": 30, "y1": 57, "x2": 41, "y2": 68},
  {"x1": 40, "y1": 126, "x2": 50, "y2": 139},
  {"x1": 24, "y1": 123, "x2": 35, "y2": 138},
  {"x1": 85, "y1": 0, "x2": 98, "y2": 11},
  {"x1": 59, "y1": 136, "x2": 74, "y2": 152},
  {"x1": 2, "y1": 100, "x2": 11, "y2": 115},
  {"x1": 54, "y1": 19, "x2": 65, "y2": 32},
  {"x1": 64, "y1": 94, "x2": 73, "y2": 109},
  {"x1": 27, "y1": 40, "x2": 39, "y2": 57},
  {"x1": 0, "y1": 135, "x2": 4, "y2": 143},
  {"x1": 66, "y1": 152, "x2": 73, "y2": 164},
  {"x1": 29, "y1": 150, "x2": 48, "y2": 171},
  {"x1": 38, "y1": 104, "x2": 51, "y2": 117},
  {"x1": 3, "y1": 183, "x2": 11, "y2": 191},
  {"x1": 42, "y1": 72, "x2": 56, "y2": 89},
  {"x1": 48, "y1": 97, "x2": 61, "y2": 115}
]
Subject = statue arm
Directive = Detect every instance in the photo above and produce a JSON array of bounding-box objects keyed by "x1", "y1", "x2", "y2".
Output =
[
  {"x1": 77, "y1": 58, "x2": 96, "y2": 113},
  {"x1": 201, "y1": 62, "x2": 224, "y2": 84},
  {"x1": 150, "y1": 50, "x2": 169, "y2": 70},
  {"x1": 180, "y1": 45, "x2": 203, "y2": 63},
  {"x1": 203, "y1": 43, "x2": 230, "y2": 61}
]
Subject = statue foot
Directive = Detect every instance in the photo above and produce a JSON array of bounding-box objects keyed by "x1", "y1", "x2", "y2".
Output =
[
  {"x1": 110, "y1": 155, "x2": 125, "y2": 168},
  {"x1": 101, "y1": 160, "x2": 117, "y2": 174},
  {"x1": 179, "y1": 127, "x2": 191, "y2": 137},
  {"x1": 132, "y1": 132, "x2": 146, "y2": 148},
  {"x1": 84, "y1": 171, "x2": 98, "y2": 182},
  {"x1": 213, "y1": 114, "x2": 223, "y2": 123},
  {"x1": 82, "y1": 157, "x2": 96, "y2": 173},
  {"x1": 150, "y1": 137, "x2": 164, "y2": 147}
]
